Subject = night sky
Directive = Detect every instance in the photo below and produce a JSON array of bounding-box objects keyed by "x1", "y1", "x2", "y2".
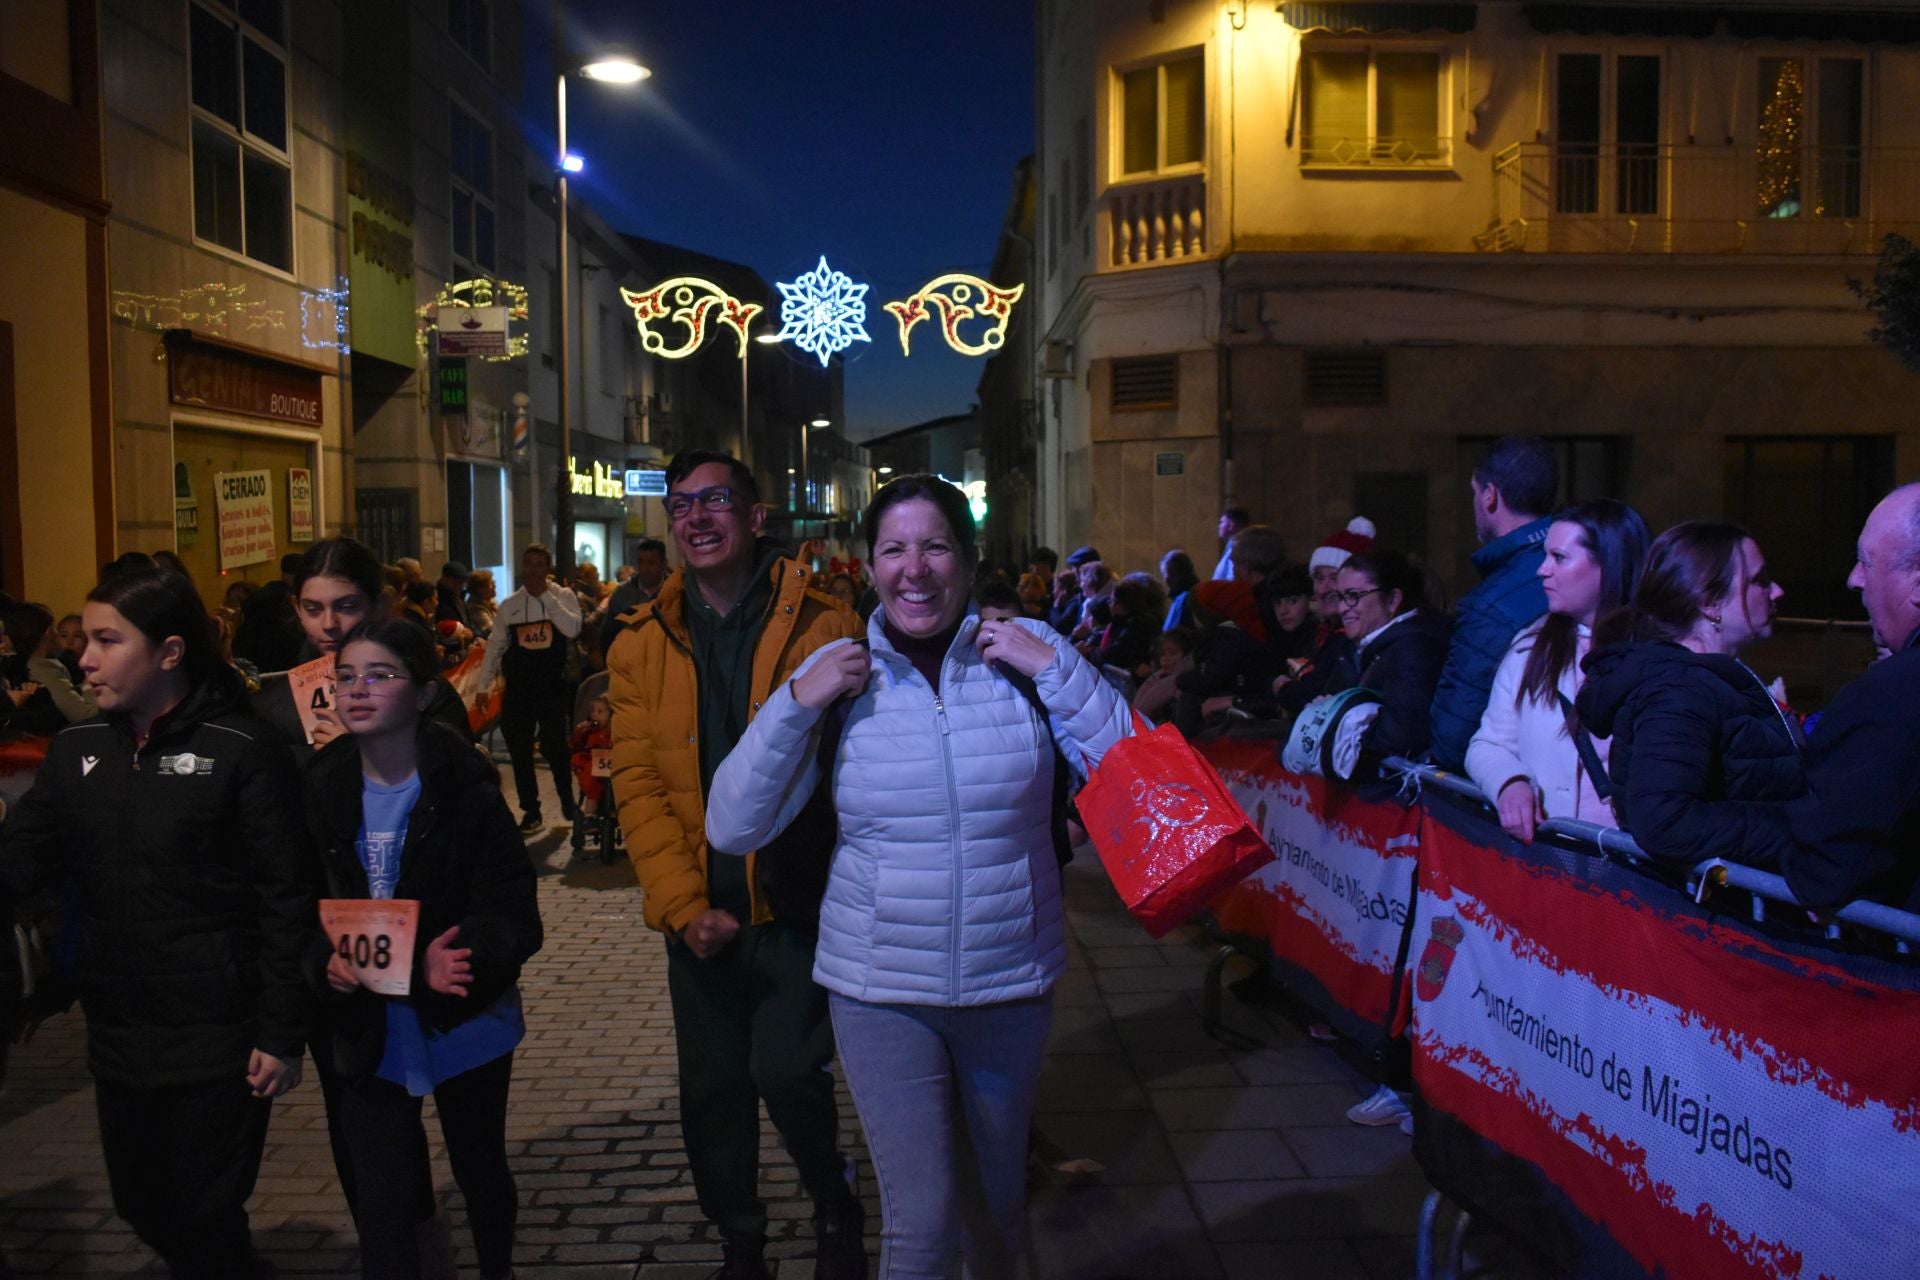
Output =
[{"x1": 520, "y1": 0, "x2": 1037, "y2": 442}]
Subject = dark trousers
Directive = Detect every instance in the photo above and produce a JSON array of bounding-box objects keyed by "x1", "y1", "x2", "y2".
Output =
[
  {"x1": 310, "y1": 1036, "x2": 437, "y2": 1230},
  {"x1": 666, "y1": 921, "x2": 854, "y2": 1245},
  {"x1": 95, "y1": 1074, "x2": 271, "y2": 1277},
  {"x1": 336, "y1": 1052, "x2": 517, "y2": 1280},
  {"x1": 501, "y1": 688, "x2": 574, "y2": 818}
]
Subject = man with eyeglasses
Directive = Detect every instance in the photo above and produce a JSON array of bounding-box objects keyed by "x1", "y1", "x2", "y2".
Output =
[
  {"x1": 606, "y1": 450, "x2": 866, "y2": 1280},
  {"x1": 476, "y1": 541, "x2": 582, "y2": 835}
]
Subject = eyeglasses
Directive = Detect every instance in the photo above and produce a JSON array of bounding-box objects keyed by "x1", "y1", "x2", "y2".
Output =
[
  {"x1": 664, "y1": 485, "x2": 737, "y2": 521},
  {"x1": 334, "y1": 669, "x2": 410, "y2": 691},
  {"x1": 1332, "y1": 587, "x2": 1384, "y2": 608}
]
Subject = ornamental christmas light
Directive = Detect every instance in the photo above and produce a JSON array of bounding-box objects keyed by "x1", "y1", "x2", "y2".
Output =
[
  {"x1": 619, "y1": 277, "x2": 764, "y2": 360},
  {"x1": 774, "y1": 256, "x2": 870, "y2": 367},
  {"x1": 883, "y1": 274, "x2": 1025, "y2": 357}
]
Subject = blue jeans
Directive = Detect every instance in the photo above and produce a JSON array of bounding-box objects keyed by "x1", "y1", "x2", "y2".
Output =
[{"x1": 829, "y1": 992, "x2": 1052, "y2": 1280}]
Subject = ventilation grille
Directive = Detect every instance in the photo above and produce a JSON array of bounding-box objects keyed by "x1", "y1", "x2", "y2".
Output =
[
  {"x1": 1111, "y1": 355, "x2": 1179, "y2": 410},
  {"x1": 1304, "y1": 350, "x2": 1388, "y2": 407}
]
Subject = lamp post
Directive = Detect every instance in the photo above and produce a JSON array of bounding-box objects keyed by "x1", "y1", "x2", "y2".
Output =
[{"x1": 552, "y1": 8, "x2": 648, "y2": 578}]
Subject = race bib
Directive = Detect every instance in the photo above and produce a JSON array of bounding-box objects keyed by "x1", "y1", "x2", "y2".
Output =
[
  {"x1": 289, "y1": 655, "x2": 336, "y2": 745},
  {"x1": 319, "y1": 898, "x2": 420, "y2": 997},
  {"x1": 590, "y1": 746, "x2": 613, "y2": 777},
  {"x1": 512, "y1": 619, "x2": 554, "y2": 651}
]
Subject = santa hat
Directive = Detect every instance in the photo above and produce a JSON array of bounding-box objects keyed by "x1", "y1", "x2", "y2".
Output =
[{"x1": 1309, "y1": 517, "x2": 1377, "y2": 574}]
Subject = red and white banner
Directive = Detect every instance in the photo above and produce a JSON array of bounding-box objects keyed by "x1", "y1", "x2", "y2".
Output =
[
  {"x1": 1411, "y1": 796, "x2": 1920, "y2": 1279},
  {"x1": 1203, "y1": 741, "x2": 1419, "y2": 1045}
]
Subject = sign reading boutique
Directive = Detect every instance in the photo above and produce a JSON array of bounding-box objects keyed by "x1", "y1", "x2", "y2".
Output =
[{"x1": 167, "y1": 335, "x2": 324, "y2": 427}]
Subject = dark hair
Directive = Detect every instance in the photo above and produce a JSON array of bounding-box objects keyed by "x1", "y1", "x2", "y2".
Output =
[
  {"x1": 338, "y1": 614, "x2": 440, "y2": 686},
  {"x1": 403, "y1": 579, "x2": 436, "y2": 608},
  {"x1": 634, "y1": 538, "x2": 667, "y2": 558},
  {"x1": 1471, "y1": 436, "x2": 1559, "y2": 519},
  {"x1": 1120, "y1": 571, "x2": 1167, "y2": 622},
  {"x1": 99, "y1": 550, "x2": 156, "y2": 582},
  {"x1": 974, "y1": 580, "x2": 1020, "y2": 612},
  {"x1": 1341, "y1": 549, "x2": 1426, "y2": 613},
  {"x1": 1231, "y1": 525, "x2": 1288, "y2": 579},
  {"x1": 864, "y1": 473, "x2": 978, "y2": 566},
  {"x1": 1160, "y1": 550, "x2": 1199, "y2": 598},
  {"x1": 295, "y1": 537, "x2": 386, "y2": 606},
  {"x1": 1222, "y1": 505, "x2": 1251, "y2": 527},
  {"x1": 1, "y1": 602, "x2": 54, "y2": 658},
  {"x1": 1159, "y1": 627, "x2": 1198, "y2": 656},
  {"x1": 86, "y1": 567, "x2": 220, "y2": 687},
  {"x1": 1269, "y1": 564, "x2": 1313, "y2": 601},
  {"x1": 1596, "y1": 521, "x2": 1754, "y2": 649},
  {"x1": 1111, "y1": 578, "x2": 1160, "y2": 622},
  {"x1": 665, "y1": 449, "x2": 761, "y2": 506},
  {"x1": 521, "y1": 542, "x2": 553, "y2": 564},
  {"x1": 1029, "y1": 546, "x2": 1059, "y2": 572},
  {"x1": 1518, "y1": 499, "x2": 1652, "y2": 728},
  {"x1": 279, "y1": 552, "x2": 303, "y2": 576}
]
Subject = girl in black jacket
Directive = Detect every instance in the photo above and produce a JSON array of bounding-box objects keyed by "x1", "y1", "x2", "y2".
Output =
[
  {"x1": 0, "y1": 567, "x2": 316, "y2": 1277},
  {"x1": 306, "y1": 616, "x2": 542, "y2": 1280},
  {"x1": 1576, "y1": 522, "x2": 1803, "y2": 868}
]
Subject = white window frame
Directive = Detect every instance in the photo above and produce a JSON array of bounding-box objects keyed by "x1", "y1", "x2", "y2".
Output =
[
  {"x1": 1751, "y1": 50, "x2": 1868, "y2": 221},
  {"x1": 186, "y1": 0, "x2": 296, "y2": 276},
  {"x1": 448, "y1": 94, "x2": 497, "y2": 275},
  {"x1": 1547, "y1": 45, "x2": 1666, "y2": 217},
  {"x1": 1113, "y1": 50, "x2": 1206, "y2": 181},
  {"x1": 1297, "y1": 40, "x2": 1453, "y2": 171}
]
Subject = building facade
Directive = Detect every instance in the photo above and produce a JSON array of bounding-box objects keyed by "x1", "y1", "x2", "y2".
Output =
[{"x1": 1033, "y1": 0, "x2": 1920, "y2": 610}]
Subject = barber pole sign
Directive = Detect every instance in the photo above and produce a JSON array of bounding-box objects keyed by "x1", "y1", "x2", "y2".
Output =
[
  {"x1": 1410, "y1": 795, "x2": 1920, "y2": 1279},
  {"x1": 1203, "y1": 741, "x2": 1420, "y2": 1050}
]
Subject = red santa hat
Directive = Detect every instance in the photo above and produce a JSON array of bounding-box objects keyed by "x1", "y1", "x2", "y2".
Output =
[{"x1": 1309, "y1": 517, "x2": 1377, "y2": 574}]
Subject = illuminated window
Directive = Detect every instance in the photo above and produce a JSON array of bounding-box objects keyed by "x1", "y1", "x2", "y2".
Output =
[
  {"x1": 1756, "y1": 57, "x2": 1863, "y2": 219},
  {"x1": 1118, "y1": 53, "x2": 1204, "y2": 177},
  {"x1": 1300, "y1": 46, "x2": 1446, "y2": 167},
  {"x1": 188, "y1": 0, "x2": 291, "y2": 270},
  {"x1": 450, "y1": 99, "x2": 495, "y2": 271},
  {"x1": 448, "y1": 0, "x2": 490, "y2": 71}
]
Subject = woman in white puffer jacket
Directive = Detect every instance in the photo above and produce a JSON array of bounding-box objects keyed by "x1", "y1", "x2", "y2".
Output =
[
  {"x1": 1466, "y1": 499, "x2": 1650, "y2": 842},
  {"x1": 707, "y1": 475, "x2": 1131, "y2": 1280}
]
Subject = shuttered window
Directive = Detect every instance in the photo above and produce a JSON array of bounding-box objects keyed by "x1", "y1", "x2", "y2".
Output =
[
  {"x1": 1301, "y1": 45, "x2": 1447, "y2": 167},
  {"x1": 1119, "y1": 53, "x2": 1205, "y2": 177},
  {"x1": 1112, "y1": 356, "x2": 1179, "y2": 410},
  {"x1": 1304, "y1": 350, "x2": 1388, "y2": 406}
]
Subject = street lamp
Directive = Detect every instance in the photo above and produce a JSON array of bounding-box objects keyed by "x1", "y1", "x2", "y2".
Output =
[{"x1": 553, "y1": 12, "x2": 649, "y2": 578}]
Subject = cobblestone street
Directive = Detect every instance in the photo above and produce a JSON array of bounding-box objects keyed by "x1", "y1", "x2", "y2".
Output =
[{"x1": 0, "y1": 763, "x2": 1439, "y2": 1279}]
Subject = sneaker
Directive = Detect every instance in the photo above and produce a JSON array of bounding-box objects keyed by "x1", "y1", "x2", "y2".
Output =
[
  {"x1": 516, "y1": 812, "x2": 543, "y2": 836},
  {"x1": 1400, "y1": 1111, "x2": 1415, "y2": 1137},
  {"x1": 813, "y1": 1198, "x2": 869, "y2": 1280},
  {"x1": 703, "y1": 1240, "x2": 771, "y2": 1280},
  {"x1": 1307, "y1": 1021, "x2": 1339, "y2": 1042},
  {"x1": 1346, "y1": 1084, "x2": 1413, "y2": 1127}
]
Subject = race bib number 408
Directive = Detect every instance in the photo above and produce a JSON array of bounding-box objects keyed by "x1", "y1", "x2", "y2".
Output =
[{"x1": 318, "y1": 898, "x2": 421, "y2": 997}]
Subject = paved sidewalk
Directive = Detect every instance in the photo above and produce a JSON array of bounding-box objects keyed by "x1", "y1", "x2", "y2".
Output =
[{"x1": 0, "y1": 761, "x2": 1451, "y2": 1278}]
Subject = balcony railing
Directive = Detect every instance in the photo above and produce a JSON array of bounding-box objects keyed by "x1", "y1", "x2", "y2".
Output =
[
  {"x1": 1103, "y1": 173, "x2": 1207, "y2": 268},
  {"x1": 1300, "y1": 134, "x2": 1454, "y2": 169},
  {"x1": 1479, "y1": 142, "x2": 1920, "y2": 253}
]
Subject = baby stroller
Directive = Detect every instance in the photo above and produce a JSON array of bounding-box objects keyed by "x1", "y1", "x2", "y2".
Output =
[{"x1": 569, "y1": 670, "x2": 623, "y2": 863}]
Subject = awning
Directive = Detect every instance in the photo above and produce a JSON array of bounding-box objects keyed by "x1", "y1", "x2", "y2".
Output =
[
  {"x1": 1281, "y1": 3, "x2": 1478, "y2": 35},
  {"x1": 1521, "y1": 4, "x2": 1920, "y2": 45}
]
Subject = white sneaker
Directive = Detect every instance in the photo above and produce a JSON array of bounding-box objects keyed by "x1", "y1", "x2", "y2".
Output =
[{"x1": 1346, "y1": 1084, "x2": 1412, "y2": 1127}]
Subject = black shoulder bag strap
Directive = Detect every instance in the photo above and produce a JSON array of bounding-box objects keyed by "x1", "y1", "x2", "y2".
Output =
[
  {"x1": 999, "y1": 666, "x2": 1079, "y2": 867},
  {"x1": 1556, "y1": 691, "x2": 1614, "y2": 802}
]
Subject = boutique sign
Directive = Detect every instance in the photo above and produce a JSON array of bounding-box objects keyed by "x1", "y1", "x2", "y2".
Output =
[{"x1": 167, "y1": 336, "x2": 324, "y2": 427}]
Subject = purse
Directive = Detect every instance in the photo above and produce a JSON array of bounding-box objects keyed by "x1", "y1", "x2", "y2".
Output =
[{"x1": 1076, "y1": 712, "x2": 1274, "y2": 937}]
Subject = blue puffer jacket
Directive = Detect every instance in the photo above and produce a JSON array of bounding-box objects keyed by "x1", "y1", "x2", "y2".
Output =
[
  {"x1": 1427, "y1": 519, "x2": 1551, "y2": 770},
  {"x1": 705, "y1": 608, "x2": 1133, "y2": 1007}
]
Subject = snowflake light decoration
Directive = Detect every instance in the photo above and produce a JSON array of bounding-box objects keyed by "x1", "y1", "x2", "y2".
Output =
[{"x1": 775, "y1": 256, "x2": 870, "y2": 367}]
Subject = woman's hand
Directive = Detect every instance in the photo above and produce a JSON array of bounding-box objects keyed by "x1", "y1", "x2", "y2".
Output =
[
  {"x1": 246, "y1": 1049, "x2": 302, "y2": 1099},
  {"x1": 309, "y1": 704, "x2": 347, "y2": 748},
  {"x1": 976, "y1": 620, "x2": 1056, "y2": 678},
  {"x1": 1201, "y1": 695, "x2": 1236, "y2": 718},
  {"x1": 6, "y1": 683, "x2": 42, "y2": 707},
  {"x1": 791, "y1": 643, "x2": 872, "y2": 709},
  {"x1": 325, "y1": 952, "x2": 362, "y2": 993},
  {"x1": 1496, "y1": 778, "x2": 1545, "y2": 844},
  {"x1": 424, "y1": 925, "x2": 473, "y2": 997}
]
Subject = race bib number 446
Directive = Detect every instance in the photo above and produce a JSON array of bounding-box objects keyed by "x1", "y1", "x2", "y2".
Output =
[{"x1": 319, "y1": 898, "x2": 421, "y2": 996}]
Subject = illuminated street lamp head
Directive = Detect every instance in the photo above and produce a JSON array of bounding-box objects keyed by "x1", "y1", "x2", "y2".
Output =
[
  {"x1": 810, "y1": 418, "x2": 830, "y2": 428},
  {"x1": 561, "y1": 153, "x2": 586, "y2": 174},
  {"x1": 580, "y1": 54, "x2": 650, "y2": 84},
  {"x1": 878, "y1": 466, "x2": 894, "y2": 475},
  {"x1": 754, "y1": 333, "x2": 784, "y2": 344}
]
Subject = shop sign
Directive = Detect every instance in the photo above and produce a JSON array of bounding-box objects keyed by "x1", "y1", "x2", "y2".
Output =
[
  {"x1": 569, "y1": 456, "x2": 625, "y2": 499},
  {"x1": 169, "y1": 340, "x2": 324, "y2": 427},
  {"x1": 438, "y1": 359, "x2": 468, "y2": 414},
  {"x1": 215, "y1": 469, "x2": 277, "y2": 570},
  {"x1": 436, "y1": 306, "x2": 508, "y2": 357},
  {"x1": 624, "y1": 468, "x2": 668, "y2": 497},
  {"x1": 1155, "y1": 451, "x2": 1186, "y2": 477},
  {"x1": 287, "y1": 467, "x2": 315, "y2": 543},
  {"x1": 174, "y1": 463, "x2": 199, "y2": 548}
]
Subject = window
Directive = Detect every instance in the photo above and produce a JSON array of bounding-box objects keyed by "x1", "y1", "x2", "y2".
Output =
[
  {"x1": 1757, "y1": 57, "x2": 1863, "y2": 219},
  {"x1": 448, "y1": 0, "x2": 490, "y2": 70},
  {"x1": 1304, "y1": 350, "x2": 1387, "y2": 406},
  {"x1": 1301, "y1": 46, "x2": 1445, "y2": 167},
  {"x1": 450, "y1": 100, "x2": 495, "y2": 271},
  {"x1": 1725, "y1": 435, "x2": 1891, "y2": 619},
  {"x1": 1111, "y1": 356, "x2": 1178, "y2": 410},
  {"x1": 447, "y1": 462, "x2": 507, "y2": 577},
  {"x1": 1119, "y1": 53, "x2": 1203, "y2": 177},
  {"x1": 189, "y1": 1, "x2": 291, "y2": 270},
  {"x1": 1554, "y1": 53, "x2": 1661, "y2": 215}
]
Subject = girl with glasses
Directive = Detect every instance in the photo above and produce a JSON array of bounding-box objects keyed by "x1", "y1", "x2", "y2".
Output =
[{"x1": 304, "y1": 616, "x2": 542, "y2": 1280}]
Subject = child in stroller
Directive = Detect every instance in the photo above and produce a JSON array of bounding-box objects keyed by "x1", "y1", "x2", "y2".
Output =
[{"x1": 567, "y1": 672, "x2": 620, "y2": 860}]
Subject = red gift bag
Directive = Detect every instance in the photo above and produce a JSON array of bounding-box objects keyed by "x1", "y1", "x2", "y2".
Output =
[{"x1": 1076, "y1": 714, "x2": 1275, "y2": 937}]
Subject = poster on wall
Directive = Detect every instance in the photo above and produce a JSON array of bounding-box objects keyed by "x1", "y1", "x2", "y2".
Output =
[
  {"x1": 288, "y1": 467, "x2": 315, "y2": 544},
  {"x1": 215, "y1": 469, "x2": 277, "y2": 570},
  {"x1": 173, "y1": 463, "x2": 199, "y2": 549}
]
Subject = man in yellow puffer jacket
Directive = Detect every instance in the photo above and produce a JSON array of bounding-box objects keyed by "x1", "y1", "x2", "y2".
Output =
[{"x1": 606, "y1": 451, "x2": 864, "y2": 1280}]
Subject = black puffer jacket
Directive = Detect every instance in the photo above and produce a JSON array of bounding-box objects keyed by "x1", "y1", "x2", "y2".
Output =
[
  {"x1": 0, "y1": 666, "x2": 318, "y2": 1087},
  {"x1": 1576, "y1": 641, "x2": 1803, "y2": 867},
  {"x1": 304, "y1": 723, "x2": 543, "y2": 1079},
  {"x1": 1352, "y1": 611, "x2": 1453, "y2": 762}
]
